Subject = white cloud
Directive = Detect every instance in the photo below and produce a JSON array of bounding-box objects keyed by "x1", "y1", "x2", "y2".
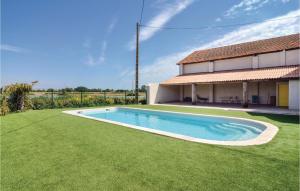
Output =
[
  {"x1": 128, "y1": 0, "x2": 194, "y2": 50},
  {"x1": 84, "y1": 54, "x2": 97, "y2": 66},
  {"x1": 84, "y1": 40, "x2": 107, "y2": 66},
  {"x1": 215, "y1": 17, "x2": 222, "y2": 22},
  {"x1": 128, "y1": 10, "x2": 300, "y2": 85},
  {"x1": 107, "y1": 17, "x2": 118, "y2": 33},
  {"x1": 225, "y1": 0, "x2": 270, "y2": 17},
  {"x1": 224, "y1": 0, "x2": 292, "y2": 17},
  {"x1": 0, "y1": 44, "x2": 27, "y2": 53},
  {"x1": 99, "y1": 41, "x2": 107, "y2": 64},
  {"x1": 84, "y1": 17, "x2": 117, "y2": 66}
]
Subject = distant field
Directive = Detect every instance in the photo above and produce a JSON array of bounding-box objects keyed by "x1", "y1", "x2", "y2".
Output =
[{"x1": 29, "y1": 91, "x2": 146, "y2": 98}]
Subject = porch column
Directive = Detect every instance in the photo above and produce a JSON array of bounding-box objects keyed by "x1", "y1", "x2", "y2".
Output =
[
  {"x1": 192, "y1": 84, "x2": 196, "y2": 105},
  {"x1": 242, "y1": 82, "x2": 248, "y2": 108},
  {"x1": 179, "y1": 85, "x2": 183, "y2": 102},
  {"x1": 209, "y1": 84, "x2": 214, "y2": 103}
]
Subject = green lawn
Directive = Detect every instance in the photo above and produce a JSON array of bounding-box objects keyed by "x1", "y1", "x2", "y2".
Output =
[{"x1": 1, "y1": 105, "x2": 299, "y2": 191}]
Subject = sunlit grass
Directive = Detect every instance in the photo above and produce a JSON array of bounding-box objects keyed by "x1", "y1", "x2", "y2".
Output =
[{"x1": 1, "y1": 105, "x2": 299, "y2": 191}]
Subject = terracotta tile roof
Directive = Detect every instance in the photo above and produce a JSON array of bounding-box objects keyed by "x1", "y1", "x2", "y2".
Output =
[
  {"x1": 161, "y1": 66, "x2": 300, "y2": 85},
  {"x1": 178, "y1": 33, "x2": 300, "y2": 65}
]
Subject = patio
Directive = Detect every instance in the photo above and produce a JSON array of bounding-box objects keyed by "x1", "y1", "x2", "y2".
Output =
[{"x1": 154, "y1": 102, "x2": 299, "y2": 115}]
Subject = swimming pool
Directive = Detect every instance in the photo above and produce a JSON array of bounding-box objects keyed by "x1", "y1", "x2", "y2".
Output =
[{"x1": 64, "y1": 107, "x2": 278, "y2": 146}]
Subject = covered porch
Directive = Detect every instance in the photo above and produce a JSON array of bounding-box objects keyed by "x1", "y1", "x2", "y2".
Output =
[
  {"x1": 178, "y1": 81, "x2": 278, "y2": 107},
  {"x1": 147, "y1": 66, "x2": 299, "y2": 110},
  {"x1": 159, "y1": 81, "x2": 282, "y2": 107}
]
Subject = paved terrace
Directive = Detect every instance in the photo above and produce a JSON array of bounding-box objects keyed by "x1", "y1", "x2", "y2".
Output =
[{"x1": 154, "y1": 102, "x2": 299, "y2": 115}]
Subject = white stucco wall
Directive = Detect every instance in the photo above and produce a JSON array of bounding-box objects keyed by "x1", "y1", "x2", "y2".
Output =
[
  {"x1": 179, "y1": 49, "x2": 299, "y2": 75},
  {"x1": 147, "y1": 83, "x2": 180, "y2": 104},
  {"x1": 183, "y1": 62, "x2": 209, "y2": 74},
  {"x1": 289, "y1": 80, "x2": 300, "y2": 110},
  {"x1": 258, "y1": 81, "x2": 277, "y2": 105},
  {"x1": 247, "y1": 82, "x2": 259, "y2": 103},
  {"x1": 198, "y1": 82, "x2": 276, "y2": 104},
  {"x1": 214, "y1": 56, "x2": 252, "y2": 71},
  {"x1": 286, "y1": 49, "x2": 300, "y2": 66},
  {"x1": 214, "y1": 83, "x2": 243, "y2": 103},
  {"x1": 258, "y1": 52, "x2": 281, "y2": 68},
  {"x1": 252, "y1": 56, "x2": 259, "y2": 68},
  {"x1": 196, "y1": 84, "x2": 209, "y2": 98},
  {"x1": 179, "y1": 64, "x2": 183, "y2": 75},
  {"x1": 183, "y1": 85, "x2": 192, "y2": 98},
  {"x1": 246, "y1": 82, "x2": 276, "y2": 105},
  {"x1": 257, "y1": 49, "x2": 299, "y2": 68}
]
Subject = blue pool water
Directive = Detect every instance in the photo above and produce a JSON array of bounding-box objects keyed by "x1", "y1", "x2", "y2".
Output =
[{"x1": 83, "y1": 108, "x2": 266, "y2": 141}]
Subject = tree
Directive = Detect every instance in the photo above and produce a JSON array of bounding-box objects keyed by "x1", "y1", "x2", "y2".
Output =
[
  {"x1": 74, "y1": 86, "x2": 88, "y2": 92},
  {"x1": 140, "y1": 85, "x2": 147, "y2": 92},
  {"x1": 62, "y1": 87, "x2": 73, "y2": 92},
  {"x1": 103, "y1": 89, "x2": 112, "y2": 92}
]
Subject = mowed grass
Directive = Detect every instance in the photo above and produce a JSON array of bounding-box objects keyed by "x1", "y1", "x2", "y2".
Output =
[{"x1": 1, "y1": 105, "x2": 299, "y2": 191}]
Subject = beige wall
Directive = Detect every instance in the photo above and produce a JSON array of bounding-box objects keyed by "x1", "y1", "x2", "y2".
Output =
[
  {"x1": 246, "y1": 81, "x2": 276, "y2": 104},
  {"x1": 258, "y1": 49, "x2": 300, "y2": 68},
  {"x1": 147, "y1": 83, "x2": 180, "y2": 104},
  {"x1": 193, "y1": 82, "x2": 277, "y2": 104},
  {"x1": 179, "y1": 64, "x2": 183, "y2": 75},
  {"x1": 214, "y1": 83, "x2": 243, "y2": 103},
  {"x1": 246, "y1": 82, "x2": 260, "y2": 104},
  {"x1": 196, "y1": 84, "x2": 209, "y2": 98},
  {"x1": 247, "y1": 82, "x2": 259, "y2": 100},
  {"x1": 286, "y1": 49, "x2": 300, "y2": 66},
  {"x1": 258, "y1": 81, "x2": 277, "y2": 104},
  {"x1": 183, "y1": 62, "x2": 209, "y2": 74},
  {"x1": 258, "y1": 52, "x2": 281, "y2": 68},
  {"x1": 149, "y1": 81, "x2": 284, "y2": 106},
  {"x1": 214, "y1": 56, "x2": 252, "y2": 71},
  {"x1": 183, "y1": 85, "x2": 191, "y2": 98},
  {"x1": 181, "y1": 49, "x2": 300, "y2": 75}
]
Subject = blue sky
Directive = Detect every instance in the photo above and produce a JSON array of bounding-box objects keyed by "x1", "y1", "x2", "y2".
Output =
[{"x1": 1, "y1": 0, "x2": 299, "y2": 89}]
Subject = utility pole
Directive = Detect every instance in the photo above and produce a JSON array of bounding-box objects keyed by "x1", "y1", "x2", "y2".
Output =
[{"x1": 135, "y1": 22, "x2": 139, "y2": 104}]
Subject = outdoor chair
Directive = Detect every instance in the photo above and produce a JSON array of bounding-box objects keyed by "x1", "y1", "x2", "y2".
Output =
[
  {"x1": 221, "y1": 96, "x2": 232, "y2": 103},
  {"x1": 183, "y1": 97, "x2": 192, "y2": 102},
  {"x1": 197, "y1": 95, "x2": 208, "y2": 103},
  {"x1": 234, "y1": 96, "x2": 241, "y2": 104},
  {"x1": 252, "y1": 95, "x2": 259, "y2": 104}
]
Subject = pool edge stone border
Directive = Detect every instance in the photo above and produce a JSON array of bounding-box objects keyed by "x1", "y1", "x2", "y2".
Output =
[{"x1": 62, "y1": 107, "x2": 279, "y2": 146}]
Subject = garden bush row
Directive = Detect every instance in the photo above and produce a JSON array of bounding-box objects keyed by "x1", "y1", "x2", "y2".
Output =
[
  {"x1": 31, "y1": 95, "x2": 146, "y2": 110},
  {"x1": 1, "y1": 83, "x2": 147, "y2": 115}
]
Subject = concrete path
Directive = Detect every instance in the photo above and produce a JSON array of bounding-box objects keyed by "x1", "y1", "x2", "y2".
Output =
[{"x1": 154, "y1": 103, "x2": 299, "y2": 115}]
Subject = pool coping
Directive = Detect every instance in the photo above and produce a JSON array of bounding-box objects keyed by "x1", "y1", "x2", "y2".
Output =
[{"x1": 62, "y1": 107, "x2": 279, "y2": 146}]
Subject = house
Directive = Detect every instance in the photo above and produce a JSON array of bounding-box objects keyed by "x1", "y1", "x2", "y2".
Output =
[{"x1": 147, "y1": 33, "x2": 300, "y2": 110}]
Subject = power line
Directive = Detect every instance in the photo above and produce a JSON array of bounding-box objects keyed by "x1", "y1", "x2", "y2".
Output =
[
  {"x1": 140, "y1": 15, "x2": 300, "y2": 30},
  {"x1": 139, "y1": 0, "x2": 145, "y2": 24}
]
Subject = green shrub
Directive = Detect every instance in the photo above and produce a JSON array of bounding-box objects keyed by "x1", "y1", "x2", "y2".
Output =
[
  {"x1": 126, "y1": 97, "x2": 135, "y2": 104},
  {"x1": 31, "y1": 97, "x2": 51, "y2": 109},
  {"x1": 1, "y1": 83, "x2": 32, "y2": 115},
  {"x1": 126, "y1": 92, "x2": 135, "y2": 96},
  {"x1": 113, "y1": 97, "x2": 125, "y2": 104},
  {"x1": 139, "y1": 98, "x2": 147, "y2": 105},
  {"x1": 30, "y1": 93, "x2": 146, "y2": 110},
  {"x1": 105, "y1": 98, "x2": 114, "y2": 105},
  {"x1": 0, "y1": 95, "x2": 10, "y2": 116}
]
